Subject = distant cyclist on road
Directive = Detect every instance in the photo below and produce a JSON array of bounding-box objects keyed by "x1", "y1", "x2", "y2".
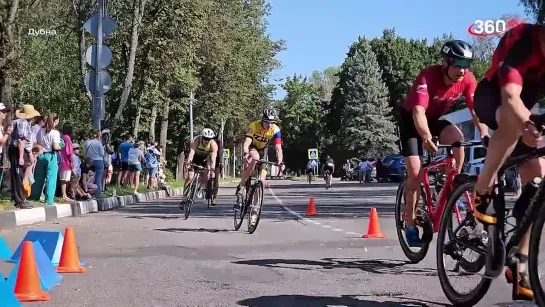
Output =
[
  {"x1": 399, "y1": 40, "x2": 487, "y2": 247},
  {"x1": 322, "y1": 155, "x2": 335, "y2": 184},
  {"x1": 306, "y1": 159, "x2": 318, "y2": 175},
  {"x1": 180, "y1": 128, "x2": 218, "y2": 210}
]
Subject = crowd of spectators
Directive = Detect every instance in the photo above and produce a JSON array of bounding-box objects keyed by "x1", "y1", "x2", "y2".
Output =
[{"x1": 3, "y1": 104, "x2": 167, "y2": 209}]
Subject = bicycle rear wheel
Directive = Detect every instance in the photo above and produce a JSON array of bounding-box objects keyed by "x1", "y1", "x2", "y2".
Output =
[
  {"x1": 394, "y1": 178, "x2": 432, "y2": 263},
  {"x1": 184, "y1": 173, "x2": 199, "y2": 220},
  {"x1": 436, "y1": 181, "x2": 491, "y2": 306},
  {"x1": 206, "y1": 178, "x2": 214, "y2": 208},
  {"x1": 529, "y1": 195, "x2": 545, "y2": 306},
  {"x1": 248, "y1": 181, "x2": 264, "y2": 234}
]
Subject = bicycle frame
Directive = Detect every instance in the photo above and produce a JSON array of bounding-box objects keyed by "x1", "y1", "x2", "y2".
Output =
[{"x1": 422, "y1": 153, "x2": 474, "y2": 233}]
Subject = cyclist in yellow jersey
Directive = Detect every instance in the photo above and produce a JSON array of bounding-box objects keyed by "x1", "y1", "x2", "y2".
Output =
[
  {"x1": 180, "y1": 128, "x2": 218, "y2": 210},
  {"x1": 234, "y1": 107, "x2": 284, "y2": 209}
]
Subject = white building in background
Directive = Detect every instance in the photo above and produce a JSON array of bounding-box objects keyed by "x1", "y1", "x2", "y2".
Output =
[
  {"x1": 440, "y1": 105, "x2": 545, "y2": 168},
  {"x1": 441, "y1": 105, "x2": 545, "y2": 141}
]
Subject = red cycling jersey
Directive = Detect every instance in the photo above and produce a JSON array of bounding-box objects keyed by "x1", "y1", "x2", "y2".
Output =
[
  {"x1": 402, "y1": 65, "x2": 477, "y2": 120},
  {"x1": 484, "y1": 23, "x2": 545, "y2": 93}
]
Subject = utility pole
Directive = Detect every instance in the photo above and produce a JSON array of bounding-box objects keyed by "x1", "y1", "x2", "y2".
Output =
[
  {"x1": 189, "y1": 92, "x2": 195, "y2": 140},
  {"x1": 83, "y1": 0, "x2": 117, "y2": 129},
  {"x1": 220, "y1": 118, "x2": 225, "y2": 179}
]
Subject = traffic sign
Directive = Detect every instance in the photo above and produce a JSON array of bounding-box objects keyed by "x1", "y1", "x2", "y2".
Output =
[
  {"x1": 83, "y1": 13, "x2": 118, "y2": 39},
  {"x1": 308, "y1": 148, "x2": 319, "y2": 160},
  {"x1": 223, "y1": 149, "x2": 230, "y2": 159},
  {"x1": 86, "y1": 44, "x2": 112, "y2": 69},
  {"x1": 85, "y1": 70, "x2": 112, "y2": 94}
]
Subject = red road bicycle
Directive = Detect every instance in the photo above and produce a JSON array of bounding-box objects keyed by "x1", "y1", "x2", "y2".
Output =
[{"x1": 395, "y1": 139, "x2": 483, "y2": 263}]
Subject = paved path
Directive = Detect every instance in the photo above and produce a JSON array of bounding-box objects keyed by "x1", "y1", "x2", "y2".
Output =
[{"x1": 0, "y1": 180, "x2": 536, "y2": 306}]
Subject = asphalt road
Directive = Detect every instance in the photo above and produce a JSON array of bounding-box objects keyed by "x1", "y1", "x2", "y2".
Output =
[{"x1": 0, "y1": 179, "x2": 538, "y2": 307}]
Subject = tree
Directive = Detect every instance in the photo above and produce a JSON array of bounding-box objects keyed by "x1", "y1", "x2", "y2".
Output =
[
  {"x1": 309, "y1": 66, "x2": 340, "y2": 101},
  {"x1": 337, "y1": 38, "x2": 398, "y2": 158},
  {"x1": 276, "y1": 75, "x2": 320, "y2": 168}
]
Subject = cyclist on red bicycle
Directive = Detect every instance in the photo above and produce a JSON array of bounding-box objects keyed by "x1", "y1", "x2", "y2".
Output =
[
  {"x1": 472, "y1": 23, "x2": 545, "y2": 300},
  {"x1": 400, "y1": 40, "x2": 488, "y2": 247}
]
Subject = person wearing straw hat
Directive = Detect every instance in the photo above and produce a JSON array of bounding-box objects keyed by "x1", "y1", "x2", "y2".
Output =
[{"x1": 9, "y1": 104, "x2": 40, "y2": 209}]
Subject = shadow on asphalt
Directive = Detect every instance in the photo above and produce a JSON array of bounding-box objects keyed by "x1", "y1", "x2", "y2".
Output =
[
  {"x1": 237, "y1": 294, "x2": 432, "y2": 306},
  {"x1": 232, "y1": 258, "x2": 437, "y2": 277},
  {"x1": 154, "y1": 227, "x2": 232, "y2": 233}
]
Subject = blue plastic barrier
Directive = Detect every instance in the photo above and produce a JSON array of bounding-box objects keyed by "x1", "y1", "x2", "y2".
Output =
[
  {"x1": 0, "y1": 236, "x2": 11, "y2": 260},
  {"x1": 0, "y1": 272, "x2": 22, "y2": 306},
  {"x1": 7, "y1": 241, "x2": 63, "y2": 291},
  {"x1": 8, "y1": 230, "x2": 63, "y2": 265}
]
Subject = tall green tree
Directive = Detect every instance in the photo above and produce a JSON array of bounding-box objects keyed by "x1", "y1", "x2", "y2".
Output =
[
  {"x1": 276, "y1": 75, "x2": 320, "y2": 168},
  {"x1": 337, "y1": 38, "x2": 397, "y2": 158}
]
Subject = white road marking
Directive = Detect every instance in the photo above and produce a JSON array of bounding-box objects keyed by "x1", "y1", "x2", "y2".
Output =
[{"x1": 268, "y1": 187, "x2": 352, "y2": 237}]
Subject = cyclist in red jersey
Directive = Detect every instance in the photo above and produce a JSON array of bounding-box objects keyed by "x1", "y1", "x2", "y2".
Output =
[
  {"x1": 471, "y1": 23, "x2": 545, "y2": 300},
  {"x1": 399, "y1": 40, "x2": 488, "y2": 247}
]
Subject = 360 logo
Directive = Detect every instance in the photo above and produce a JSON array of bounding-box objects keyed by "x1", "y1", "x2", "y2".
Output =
[{"x1": 468, "y1": 18, "x2": 524, "y2": 36}]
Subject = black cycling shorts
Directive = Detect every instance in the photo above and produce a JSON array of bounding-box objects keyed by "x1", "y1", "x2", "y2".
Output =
[
  {"x1": 191, "y1": 154, "x2": 210, "y2": 168},
  {"x1": 474, "y1": 78, "x2": 538, "y2": 156},
  {"x1": 399, "y1": 109, "x2": 452, "y2": 157},
  {"x1": 324, "y1": 165, "x2": 334, "y2": 173}
]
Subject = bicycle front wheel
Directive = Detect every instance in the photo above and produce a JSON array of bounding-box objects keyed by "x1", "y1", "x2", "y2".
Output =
[
  {"x1": 184, "y1": 174, "x2": 199, "y2": 220},
  {"x1": 529, "y1": 197, "x2": 545, "y2": 306},
  {"x1": 248, "y1": 181, "x2": 264, "y2": 234},
  {"x1": 436, "y1": 181, "x2": 491, "y2": 306}
]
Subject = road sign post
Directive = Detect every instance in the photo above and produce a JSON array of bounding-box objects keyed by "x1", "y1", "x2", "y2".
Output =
[
  {"x1": 223, "y1": 149, "x2": 230, "y2": 159},
  {"x1": 83, "y1": 0, "x2": 118, "y2": 130},
  {"x1": 308, "y1": 148, "x2": 319, "y2": 160}
]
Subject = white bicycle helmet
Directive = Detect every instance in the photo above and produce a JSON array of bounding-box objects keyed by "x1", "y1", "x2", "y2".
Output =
[{"x1": 201, "y1": 128, "x2": 215, "y2": 139}]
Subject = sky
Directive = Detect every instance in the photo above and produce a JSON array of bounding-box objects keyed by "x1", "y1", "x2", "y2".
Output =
[{"x1": 266, "y1": 0, "x2": 528, "y2": 100}]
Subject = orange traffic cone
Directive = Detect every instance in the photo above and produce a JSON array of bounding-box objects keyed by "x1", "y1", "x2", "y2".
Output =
[
  {"x1": 362, "y1": 208, "x2": 385, "y2": 238},
  {"x1": 14, "y1": 241, "x2": 50, "y2": 302},
  {"x1": 306, "y1": 197, "x2": 317, "y2": 216},
  {"x1": 57, "y1": 227, "x2": 86, "y2": 273}
]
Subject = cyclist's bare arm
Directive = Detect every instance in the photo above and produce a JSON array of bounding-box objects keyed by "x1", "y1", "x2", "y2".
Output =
[
  {"x1": 209, "y1": 140, "x2": 218, "y2": 169},
  {"x1": 187, "y1": 139, "x2": 198, "y2": 163},
  {"x1": 412, "y1": 106, "x2": 432, "y2": 140},
  {"x1": 470, "y1": 108, "x2": 489, "y2": 138},
  {"x1": 242, "y1": 137, "x2": 252, "y2": 155},
  {"x1": 274, "y1": 143, "x2": 283, "y2": 164}
]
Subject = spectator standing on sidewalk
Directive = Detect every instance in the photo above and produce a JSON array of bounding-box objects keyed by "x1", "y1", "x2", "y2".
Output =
[
  {"x1": 9, "y1": 105, "x2": 40, "y2": 209},
  {"x1": 84, "y1": 129, "x2": 105, "y2": 198},
  {"x1": 145, "y1": 141, "x2": 161, "y2": 189},
  {"x1": 59, "y1": 122, "x2": 74, "y2": 202},
  {"x1": 117, "y1": 134, "x2": 133, "y2": 186},
  {"x1": 32, "y1": 113, "x2": 62, "y2": 205},
  {"x1": 128, "y1": 141, "x2": 145, "y2": 194}
]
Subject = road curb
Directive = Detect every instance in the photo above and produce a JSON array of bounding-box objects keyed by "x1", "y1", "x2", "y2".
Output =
[{"x1": 0, "y1": 187, "x2": 184, "y2": 230}]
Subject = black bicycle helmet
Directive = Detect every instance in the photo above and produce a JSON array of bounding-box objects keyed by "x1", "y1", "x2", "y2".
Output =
[
  {"x1": 262, "y1": 107, "x2": 278, "y2": 122},
  {"x1": 440, "y1": 40, "x2": 475, "y2": 61}
]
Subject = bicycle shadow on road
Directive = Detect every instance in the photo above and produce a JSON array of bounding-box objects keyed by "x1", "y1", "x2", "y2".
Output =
[
  {"x1": 232, "y1": 258, "x2": 437, "y2": 277},
  {"x1": 237, "y1": 294, "x2": 433, "y2": 306},
  {"x1": 154, "y1": 227, "x2": 233, "y2": 233}
]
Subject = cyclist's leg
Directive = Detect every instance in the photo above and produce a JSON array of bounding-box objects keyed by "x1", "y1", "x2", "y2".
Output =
[
  {"x1": 234, "y1": 149, "x2": 259, "y2": 208},
  {"x1": 182, "y1": 167, "x2": 195, "y2": 202},
  {"x1": 200, "y1": 158, "x2": 211, "y2": 189},
  {"x1": 507, "y1": 149, "x2": 545, "y2": 299},
  {"x1": 400, "y1": 109, "x2": 425, "y2": 247},
  {"x1": 237, "y1": 148, "x2": 259, "y2": 192},
  {"x1": 437, "y1": 122, "x2": 464, "y2": 173},
  {"x1": 472, "y1": 79, "x2": 524, "y2": 222}
]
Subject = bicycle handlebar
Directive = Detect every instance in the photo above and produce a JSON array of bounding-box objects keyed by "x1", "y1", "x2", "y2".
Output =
[
  {"x1": 530, "y1": 113, "x2": 545, "y2": 132},
  {"x1": 251, "y1": 159, "x2": 279, "y2": 166},
  {"x1": 423, "y1": 138, "x2": 484, "y2": 167}
]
